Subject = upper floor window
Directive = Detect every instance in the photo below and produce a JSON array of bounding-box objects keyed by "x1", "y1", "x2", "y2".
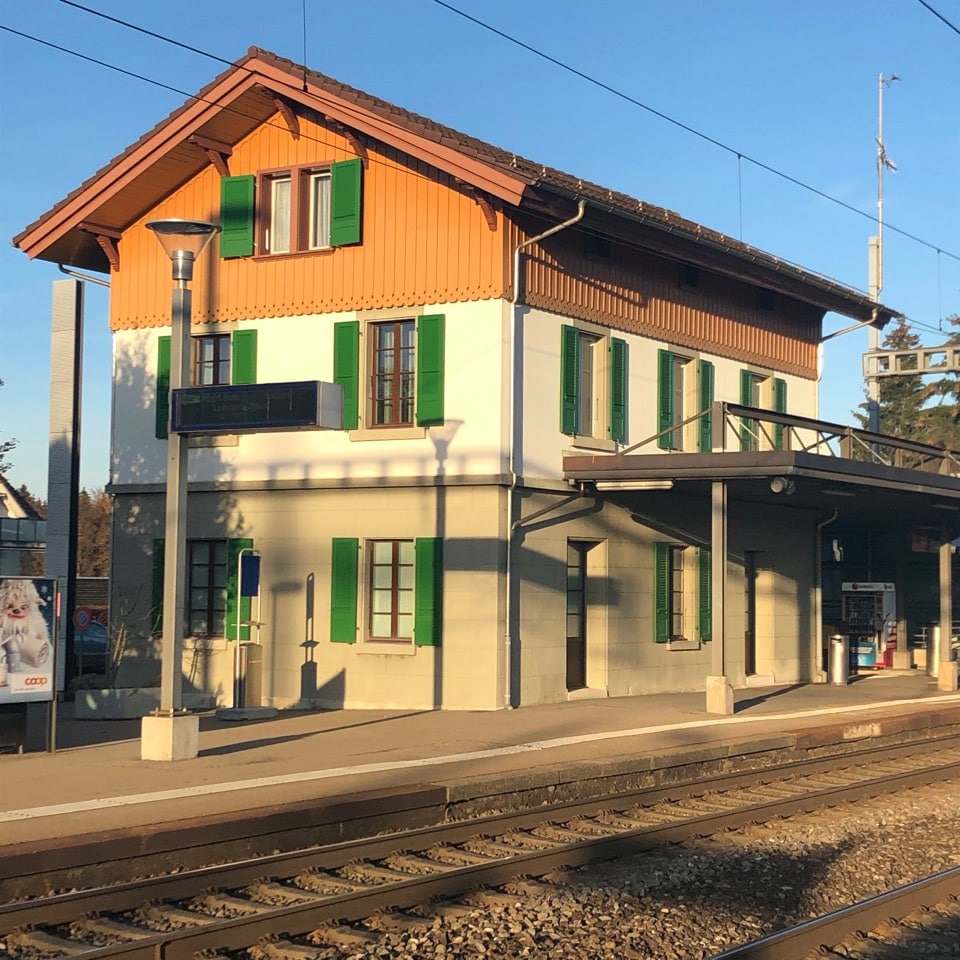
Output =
[
  {"x1": 155, "y1": 330, "x2": 258, "y2": 438},
  {"x1": 739, "y1": 369, "x2": 787, "y2": 451},
  {"x1": 333, "y1": 315, "x2": 445, "y2": 432},
  {"x1": 193, "y1": 334, "x2": 231, "y2": 386},
  {"x1": 371, "y1": 320, "x2": 416, "y2": 427},
  {"x1": 560, "y1": 325, "x2": 627, "y2": 444},
  {"x1": 262, "y1": 168, "x2": 332, "y2": 254},
  {"x1": 219, "y1": 158, "x2": 362, "y2": 259},
  {"x1": 657, "y1": 350, "x2": 714, "y2": 453}
]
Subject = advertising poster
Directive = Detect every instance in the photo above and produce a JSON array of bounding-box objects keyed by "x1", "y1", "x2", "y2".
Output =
[{"x1": 0, "y1": 577, "x2": 57, "y2": 704}]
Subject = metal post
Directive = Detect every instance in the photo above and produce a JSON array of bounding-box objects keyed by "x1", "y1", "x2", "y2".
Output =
[{"x1": 159, "y1": 283, "x2": 191, "y2": 715}]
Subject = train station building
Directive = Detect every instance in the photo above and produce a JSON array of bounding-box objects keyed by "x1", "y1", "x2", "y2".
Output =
[{"x1": 13, "y1": 48, "x2": 960, "y2": 716}]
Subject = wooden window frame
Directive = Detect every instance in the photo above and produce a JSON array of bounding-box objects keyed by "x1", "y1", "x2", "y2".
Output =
[
  {"x1": 670, "y1": 544, "x2": 686, "y2": 640},
  {"x1": 367, "y1": 539, "x2": 415, "y2": 642},
  {"x1": 193, "y1": 333, "x2": 231, "y2": 386},
  {"x1": 258, "y1": 164, "x2": 332, "y2": 256},
  {"x1": 187, "y1": 539, "x2": 228, "y2": 639},
  {"x1": 370, "y1": 319, "x2": 417, "y2": 428}
]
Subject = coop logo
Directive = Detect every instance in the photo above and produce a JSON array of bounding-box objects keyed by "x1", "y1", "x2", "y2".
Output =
[{"x1": 9, "y1": 674, "x2": 50, "y2": 696}]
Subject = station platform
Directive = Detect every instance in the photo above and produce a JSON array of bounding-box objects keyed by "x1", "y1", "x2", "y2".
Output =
[{"x1": 3, "y1": 671, "x2": 960, "y2": 853}]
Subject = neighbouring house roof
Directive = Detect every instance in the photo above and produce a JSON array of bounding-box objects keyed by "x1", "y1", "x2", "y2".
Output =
[
  {"x1": 0, "y1": 475, "x2": 43, "y2": 521},
  {"x1": 13, "y1": 47, "x2": 897, "y2": 327}
]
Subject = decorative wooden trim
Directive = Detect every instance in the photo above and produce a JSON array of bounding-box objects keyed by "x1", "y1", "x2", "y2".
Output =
[
  {"x1": 188, "y1": 134, "x2": 233, "y2": 176},
  {"x1": 79, "y1": 222, "x2": 121, "y2": 271},
  {"x1": 257, "y1": 88, "x2": 300, "y2": 139},
  {"x1": 457, "y1": 182, "x2": 497, "y2": 231},
  {"x1": 320, "y1": 115, "x2": 368, "y2": 167}
]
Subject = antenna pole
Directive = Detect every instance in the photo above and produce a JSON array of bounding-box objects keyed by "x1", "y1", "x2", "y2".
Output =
[{"x1": 867, "y1": 72, "x2": 898, "y2": 432}]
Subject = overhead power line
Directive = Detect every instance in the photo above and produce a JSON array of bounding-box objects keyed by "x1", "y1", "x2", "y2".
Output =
[
  {"x1": 3, "y1": 0, "x2": 958, "y2": 294},
  {"x1": 430, "y1": 0, "x2": 960, "y2": 267}
]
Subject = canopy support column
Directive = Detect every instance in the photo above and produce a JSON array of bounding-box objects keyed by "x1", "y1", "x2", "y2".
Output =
[{"x1": 706, "y1": 479, "x2": 734, "y2": 714}]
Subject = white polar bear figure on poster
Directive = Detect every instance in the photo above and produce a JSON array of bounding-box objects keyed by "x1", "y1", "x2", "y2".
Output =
[{"x1": 0, "y1": 579, "x2": 50, "y2": 671}]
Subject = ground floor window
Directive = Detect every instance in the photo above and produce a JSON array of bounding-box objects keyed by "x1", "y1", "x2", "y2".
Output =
[
  {"x1": 330, "y1": 537, "x2": 442, "y2": 647},
  {"x1": 187, "y1": 539, "x2": 227, "y2": 638},
  {"x1": 368, "y1": 539, "x2": 415, "y2": 641},
  {"x1": 654, "y1": 542, "x2": 712, "y2": 643}
]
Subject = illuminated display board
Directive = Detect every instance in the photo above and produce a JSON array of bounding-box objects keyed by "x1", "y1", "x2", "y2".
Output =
[{"x1": 171, "y1": 381, "x2": 343, "y2": 434}]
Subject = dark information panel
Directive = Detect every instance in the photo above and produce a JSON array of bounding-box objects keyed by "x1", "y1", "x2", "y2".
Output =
[{"x1": 172, "y1": 381, "x2": 323, "y2": 433}]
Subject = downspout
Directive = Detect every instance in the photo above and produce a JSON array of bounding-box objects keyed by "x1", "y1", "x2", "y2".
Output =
[
  {"x1": 504, "y1": 198, "x2": 586, "y2": 708},
  {"x1": 815, "y1": 509, "x2": 839, "y2": 680}
]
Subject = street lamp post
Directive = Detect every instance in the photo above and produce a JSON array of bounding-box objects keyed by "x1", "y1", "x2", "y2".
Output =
[{"x1": 141, "y1": 218, "x2": 220, "y2": 762}]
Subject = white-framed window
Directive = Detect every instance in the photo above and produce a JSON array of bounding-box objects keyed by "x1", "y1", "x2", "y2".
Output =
[
  {"x1": 657, "y1": 349, "x2": 714, "y2": 453},
  {"x1": 561, "y1": 324, "x2": 627, "y2": 443},
  {"x1": 261, "y1": 167, "x2": 332, "y2": 255}
]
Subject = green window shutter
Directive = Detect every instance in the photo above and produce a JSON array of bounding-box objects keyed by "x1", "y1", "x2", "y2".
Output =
[
  {"x1": 333, "y1": 321, "x2": 360, "y2": 430},
  {"x1": 220, "y1": 175, "x2": 255, "y2": 258},
  {"x1": 653, "y1": 542, "x2": 671, "y2": 643},
  {"x1": 330, "y1": 537, "x2": 359, "y2": 643},
  {"x1": 740, "y1": 369, "x2": 754, "y2": 451},
  {"x1": 151, "y1": 538, "x2": 165, "y2": 637},
  {"x1": 698, "y1": 359, "x2": 714, "y2": 453},
  {"x1": 698, "y1": 546, "x2": 712, "y2": 642},
  {"x1": 609, "y1": 337, "x2": 627, "y2": 443},
  {"x1": 226, "y1": 538, "x2": 254, "y2": 641},
  {"x1": 416, "y1": 314, "x2": 445, "y2": 426},
  {"x1": 414, "y1": 538, "x2": 443, "y2": 647},
  {"x1": 657, "y1": 349, "x2": 674, "y2": 450},
  {"x1": 773, "y1": 377, "x2": 787, "y2": 450},
  {"x1": 156, "y1": 336, "x2": 171, "y2": 439},
  {"x1": 330, "y1": 158, "x2": 362, "y2": 247},
  {"x1": 560, "y1": 325, "x2": 579, "y2": 435},
  {"x1": 231, "y1": 329, "x2": 257, "y2": 385}
]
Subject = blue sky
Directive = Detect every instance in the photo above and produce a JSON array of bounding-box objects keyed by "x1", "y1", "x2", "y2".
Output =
[{"x1": 3, "y1": 0, "x2": 960, "y2": 496}]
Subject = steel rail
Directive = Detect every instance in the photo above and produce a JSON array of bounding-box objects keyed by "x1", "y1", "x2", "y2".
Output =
[
  {"x1": 3, "y1": 747, "x2": 960, "y2": 957},
  {"x1": 709, "y1": 865, "x2": 960, "y2": 960},
  {"x1": 4, "y1": 734, "x2": 960, "y2": 933}
]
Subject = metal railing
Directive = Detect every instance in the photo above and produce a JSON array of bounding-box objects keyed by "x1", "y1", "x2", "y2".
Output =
[{"x1": 615, "y1": 402, "x2": 960, "y2": 476}]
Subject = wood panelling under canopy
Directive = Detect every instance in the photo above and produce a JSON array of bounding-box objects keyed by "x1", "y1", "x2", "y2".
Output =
[{"x1": 513, "y1": 221, "x2": 821, "y2": 378}]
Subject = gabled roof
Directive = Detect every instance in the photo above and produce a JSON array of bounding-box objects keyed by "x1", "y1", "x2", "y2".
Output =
[
  {"x1": 13, "y1": 47, "x2": 897, "y2": 326},
  {"x1": 0, "y1": 475, "x2": 43, "y2": 521}
]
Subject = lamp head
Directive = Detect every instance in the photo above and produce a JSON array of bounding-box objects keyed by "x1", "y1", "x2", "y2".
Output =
[{"x1": 146, "y1": 219, "x2": 221, "y2": 281}]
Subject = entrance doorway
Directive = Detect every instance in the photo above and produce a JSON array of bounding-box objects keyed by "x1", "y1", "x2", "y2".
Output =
[{"x1": 566, "y1": 541, "x2": 589, "y2": 690}]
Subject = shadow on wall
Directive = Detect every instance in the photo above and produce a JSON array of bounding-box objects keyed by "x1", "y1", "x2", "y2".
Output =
[{"x1": 109, "y1": 331, "x2": 243, "y2": 690}]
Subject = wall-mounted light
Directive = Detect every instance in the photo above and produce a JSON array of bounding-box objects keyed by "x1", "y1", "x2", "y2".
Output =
[
  {"x1": 770, "y1": 476, "x2": 796, "y2": 495},
  {"x1": 595, "y1": 480, "x2": 675, "y2": 492}
]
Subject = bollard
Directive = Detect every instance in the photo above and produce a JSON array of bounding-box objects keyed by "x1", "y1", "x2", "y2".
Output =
[{"x1": 829, "y1": 633, "x2": 849, "y2": 685}]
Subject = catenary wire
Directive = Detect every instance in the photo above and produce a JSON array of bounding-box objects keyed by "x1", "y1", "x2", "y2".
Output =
[{"x1": 55, "y1": 0, "x2": 960, "y2": 270}]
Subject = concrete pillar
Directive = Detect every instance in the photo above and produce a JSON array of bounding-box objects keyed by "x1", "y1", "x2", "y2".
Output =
[
  {"x1": 706, "y1": 480, "x2": 733, "y2": 715},
  {"x1": 939, "y1": 540, "x2": 957, "y2": 692}
]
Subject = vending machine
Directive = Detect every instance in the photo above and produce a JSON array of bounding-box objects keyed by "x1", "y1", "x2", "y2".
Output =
[{"x1": 841, "y1": 582, "x2": 897, "y2": 668}]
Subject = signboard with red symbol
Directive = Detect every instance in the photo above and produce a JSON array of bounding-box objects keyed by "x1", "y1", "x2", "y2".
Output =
[{"x1": 0, "y1": 577, "x2": 58, "y2": 704}]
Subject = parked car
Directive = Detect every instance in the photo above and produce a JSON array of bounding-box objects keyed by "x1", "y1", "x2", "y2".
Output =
[{"x1": 74, "y1": 621, "x2": 108, "y2": 677}]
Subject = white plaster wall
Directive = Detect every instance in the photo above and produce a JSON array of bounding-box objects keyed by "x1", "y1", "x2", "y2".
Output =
[
  {"x1": 518, "y1": 306, "x2": 819, "y2": 482},
  {"x1": 111, "y1": 299, "x2": 506, "y2": 486}
]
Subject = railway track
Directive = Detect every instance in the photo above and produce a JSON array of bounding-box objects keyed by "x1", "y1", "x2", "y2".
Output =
[
  {"x1": 3, "y1": 735, "x2": 960, "y2": 959},
  {"x1": 711, "y1": 866, "x2": 960, "y2": 959}
]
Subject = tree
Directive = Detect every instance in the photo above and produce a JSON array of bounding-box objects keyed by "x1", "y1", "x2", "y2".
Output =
[
  {"x1": 0, "y1": 379, "x2": 16, "y2": 475},
  {"x1": 922, "y1": 314, "x2": 960, "y2": 450},
  {"x1": 17, "y1": 484, "x2": 46, "y2": 518},
  {"x1": 77, "y1": 488, "x2": 111, "y2": 577}
]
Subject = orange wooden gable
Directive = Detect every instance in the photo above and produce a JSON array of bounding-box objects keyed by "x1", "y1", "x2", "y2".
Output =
[{"x1": 14, "y1": 46, "x2": 898, "y2": 359}]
